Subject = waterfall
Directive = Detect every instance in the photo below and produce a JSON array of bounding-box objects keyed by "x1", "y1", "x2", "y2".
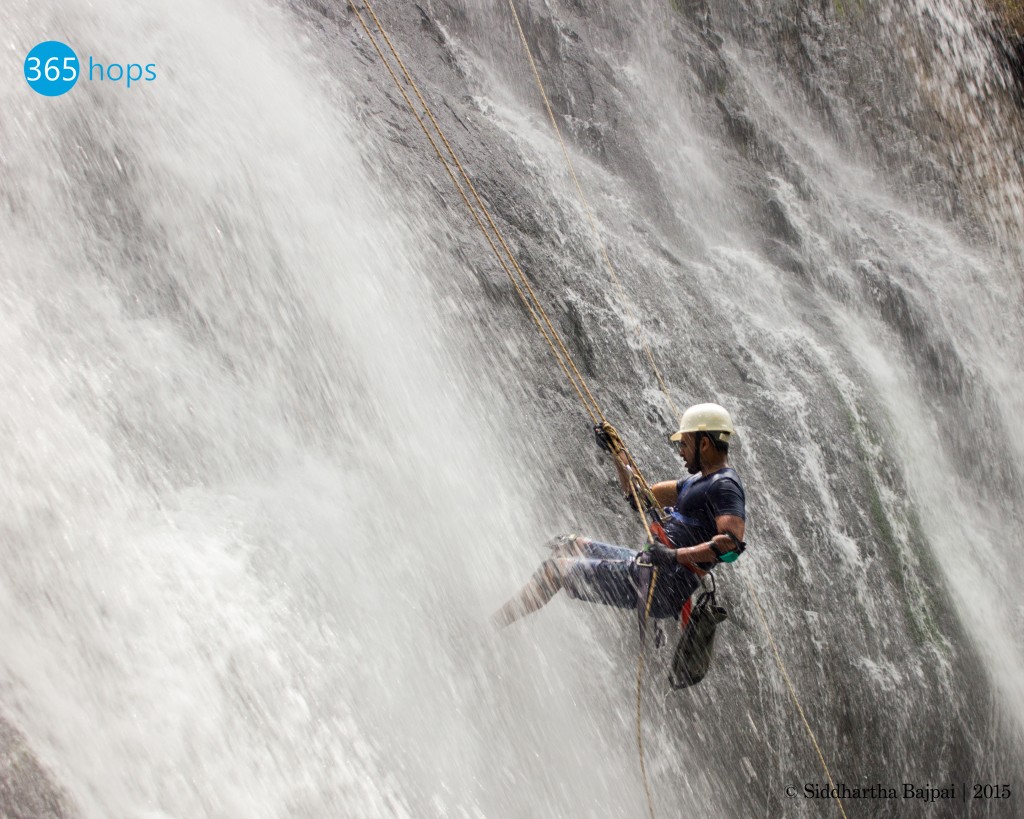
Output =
[{"x1": 3, "y1": 0, "x2": 1022, "y2": 816}]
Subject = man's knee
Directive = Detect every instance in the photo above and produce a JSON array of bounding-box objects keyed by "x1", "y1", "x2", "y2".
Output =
[{"x1": 537, "y1": 557, "x2": 571, "y2": 593}]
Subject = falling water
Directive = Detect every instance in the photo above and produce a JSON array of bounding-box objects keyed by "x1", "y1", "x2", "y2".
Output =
[{"x1": 3, "y1": 0, "x2": 1023, "y2": 816}]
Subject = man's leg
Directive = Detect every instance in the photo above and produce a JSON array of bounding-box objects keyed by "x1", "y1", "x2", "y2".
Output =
[{"x1": 492, "y1": 557, "x2": 573, "y2": 629}]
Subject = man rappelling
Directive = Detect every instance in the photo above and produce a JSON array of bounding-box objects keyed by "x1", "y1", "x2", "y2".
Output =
[{"x1": 492, "y1": 403, "x2": 746, "y2": 629}]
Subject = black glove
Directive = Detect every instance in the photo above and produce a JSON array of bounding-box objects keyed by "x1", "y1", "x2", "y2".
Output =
[
  {"x1": 647, "y1": 541, "x2": 678, "y2": 567},
  {"x1": 594, "y1": 423, "x2": 614, "y2": 453}
]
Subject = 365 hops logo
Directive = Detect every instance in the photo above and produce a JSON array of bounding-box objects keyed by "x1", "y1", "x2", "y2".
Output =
[{"x1": 24, "y1": 40, "x2": 157, "y2": 97}]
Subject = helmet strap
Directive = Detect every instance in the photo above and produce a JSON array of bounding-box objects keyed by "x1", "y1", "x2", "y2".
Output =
[{"x1": 693, "y1": 431, "x2": 704, "y2": 473}]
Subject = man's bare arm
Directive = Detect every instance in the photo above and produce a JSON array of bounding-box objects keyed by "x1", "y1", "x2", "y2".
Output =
[
  {"x1": 650, "y1": 480, "x2": 678, "y2": 507},
  {"x1": 672, "y1": 515, "x2": 746, "y2": 564}
]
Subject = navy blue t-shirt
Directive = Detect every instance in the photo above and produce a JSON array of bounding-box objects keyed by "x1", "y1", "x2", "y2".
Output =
[{"x1": 662, "y1": 467, "x2": 746, "y2": 559}]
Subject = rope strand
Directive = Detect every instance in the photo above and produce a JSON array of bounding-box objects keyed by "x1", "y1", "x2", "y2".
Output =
[
  {"x1": 505, "y1": 7, "x2": 848, "y2": 819},
  {"x1": 359, "y1": 0, "x2": 607, "y2": 424},
  {"x1": 505, "y1": 0, "x2": 681, "y2": 420},
  {"x1": 347, "y1": 0, "x2": 601, "y2": 424},
  {"x1": 746, "y1": 578, "x2": 849, "y2": 819},
  {"x1": 349, "y1": 7, "x2": 846, "y2": 819}
]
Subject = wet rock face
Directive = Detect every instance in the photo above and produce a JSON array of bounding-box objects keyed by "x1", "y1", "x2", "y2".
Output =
[
  {"x1": 995, "y1": 25, "x2": 1024, "y2": 101},
  {"x1": 985, "y1": 0, "x2": 1024, "y2": 35},
  {"x1": 975, "y1": 1, "x2": 1024, "y2": 107},
  {"x1": 0, "y1": 719, "x2": 78, "y2": 819}
]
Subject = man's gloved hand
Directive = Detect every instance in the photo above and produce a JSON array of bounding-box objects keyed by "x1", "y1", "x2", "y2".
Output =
[
  {"x1": 594, "y1": 423, "x2": 614, "y2": 453},
  {"x1": 647, "y1": 541, "x2": 678, "y2": 567}
]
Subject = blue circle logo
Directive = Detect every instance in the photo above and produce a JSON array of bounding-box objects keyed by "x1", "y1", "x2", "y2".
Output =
[{"x1": 24, "y1": 41, "x2": 80, "y2": 97}]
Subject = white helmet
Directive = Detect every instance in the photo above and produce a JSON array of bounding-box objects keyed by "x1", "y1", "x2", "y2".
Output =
[{"x1": 669, "y1": 403, "x2": 735, "y2": 442}]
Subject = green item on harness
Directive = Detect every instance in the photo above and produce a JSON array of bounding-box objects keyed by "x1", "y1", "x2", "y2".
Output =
[
  {"x1": 669, "y1": 588, "x2": 728, "y2": 689},
  {"x1": 718, "y1": 551, "x2": 739, "y2": 563}
]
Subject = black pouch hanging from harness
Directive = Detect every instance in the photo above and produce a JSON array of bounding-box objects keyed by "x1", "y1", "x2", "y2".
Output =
[{"x1": 669, "y1": 576, "x2": 728, "y2": 689}]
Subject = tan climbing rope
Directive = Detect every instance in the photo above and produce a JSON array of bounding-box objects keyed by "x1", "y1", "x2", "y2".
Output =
[
  {"x1": 504, "y1": 0, "x2": 681, "y2": 420},
  {"x1": 503, "y1": 5, "x2": 849, "y2": 818},
  {"x1": 347, "y1": 4, "x2": 846, "y2": 818}
]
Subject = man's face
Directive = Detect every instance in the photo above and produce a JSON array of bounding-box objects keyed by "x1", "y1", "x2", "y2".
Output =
[{"x1": 676, "y1": 433, "x2": 700, "y2": 474}]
